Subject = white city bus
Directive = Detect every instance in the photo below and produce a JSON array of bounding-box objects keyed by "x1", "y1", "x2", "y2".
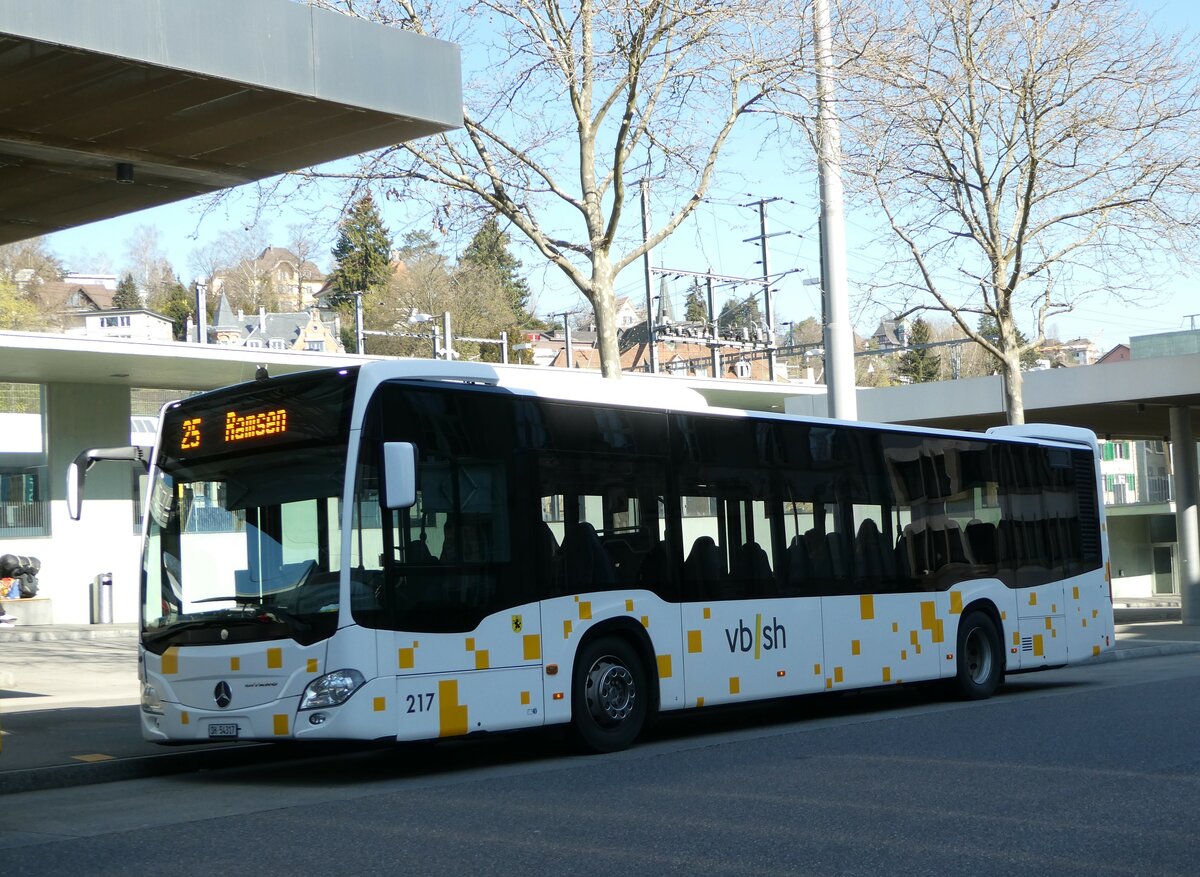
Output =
[{"x1": 70, "y1": 361, "x2": 1113, "y2": 752}]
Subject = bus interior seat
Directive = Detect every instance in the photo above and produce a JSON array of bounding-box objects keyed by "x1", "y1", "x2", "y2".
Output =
[
  {"x1": 783, "y1": 534, "x2": 812, "y2": 589},
  {"x1": 730, "y1": 540, "x2": 774, "y2": 594},
  {"x1": 635, "y1": 539, "x2": 672, "y2": 589},
  {"x1": 825, "y1": 531, "x2": 849, "y2": 579},
  {"x1": 558, "y1": 521, "x2": 615, "y2": 592},
  {"x1": 405, "y1": 538, "x2": 435, "y2": 564},
  {"x1": 804, "y1": 529, "x2": 834, "y2": 580},
  {"x1": 854, "y1": 518, "x2": 890, "y2": 579},
  {"x1": 684, "y1": 536, "x2": 725, "y2": 597}
]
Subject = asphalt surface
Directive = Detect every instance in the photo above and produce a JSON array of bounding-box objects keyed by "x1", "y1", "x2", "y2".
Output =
[{"x1": 2, "y1": 610, "x2": 1197, "y2": 795}]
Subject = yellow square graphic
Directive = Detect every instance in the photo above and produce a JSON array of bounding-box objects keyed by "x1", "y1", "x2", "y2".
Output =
[
  {"x1": 851, "y1": 640, "x2": 861, "y2": 656},
  {"x1": 399, "y1": 648, "x2": 415, "y2": 670},
  {"x1": 230, "y1": 657, "x2": 240, "y2": 672},
  {"x1": 475, "y1": 649, "x2": 490, "y2": 670},
  {"x1": 267, "y1": 647, "x2": 283, "y2": 670},
  {"x1": 373, "y1": 697, "x2": 386, "y2": 712},
  {"x1": 657, "y1": 655, "x2": 673, "y2": 679},
  {"x1": 273, "y1": 714, "x2": 289, "y2": 736},
  {"x1": 523, "y1": 634, "x2": 541, "y2": 661},
  {"x1": 729, "y1": 676, "x2": 740, "y2": 695},
  {"x1": 860, "y1": 594, "x2": 875, "y2": 620},
  {"x1": 688, "y1": 630, "x2": 703, "y2": 653}
]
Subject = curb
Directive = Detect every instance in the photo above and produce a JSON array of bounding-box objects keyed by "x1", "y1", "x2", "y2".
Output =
[
  {"x1": 1098, "y1": 641, "x2": 1200, "y2": 663},
  {"x1": 0, "y1": 741, "x2": 368, "y2": 796},
  {"x1": 0, "y1": 626, "x2": 138, "y2": 644}
]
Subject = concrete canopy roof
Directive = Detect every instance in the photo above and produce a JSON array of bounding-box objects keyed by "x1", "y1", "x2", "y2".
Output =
[
  {"x1": 0, "y1": 331, "x2": 365, "y2": 392},
  {"x1": 0, "y1": 0, "x2": 461, "y2": 244},
  {"x1": 788, "y1": 354, "x2": 1200, "y2": 440}
]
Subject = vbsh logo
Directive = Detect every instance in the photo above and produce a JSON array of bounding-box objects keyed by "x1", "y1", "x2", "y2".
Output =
[{"x1": 724, "y1": 614, "x2": 787, "y2": 658}]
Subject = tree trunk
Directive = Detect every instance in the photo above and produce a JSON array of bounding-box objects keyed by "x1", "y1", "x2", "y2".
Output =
[
  {"x1": 590, "y1": 258, "x2": 622, "y2": 378},
  {"x1": 1001, "y1": 354, "x2": 1025, "y2": 425}
]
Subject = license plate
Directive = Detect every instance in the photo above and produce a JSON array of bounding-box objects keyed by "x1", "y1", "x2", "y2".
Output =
[{"x1": 207, "y1": 723, "x2": 239, "y2": 739}]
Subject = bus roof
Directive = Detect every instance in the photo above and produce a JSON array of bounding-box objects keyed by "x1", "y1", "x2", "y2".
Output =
[{"x1": 350, "y1": 360, "x2": 1098, "y2": 451}]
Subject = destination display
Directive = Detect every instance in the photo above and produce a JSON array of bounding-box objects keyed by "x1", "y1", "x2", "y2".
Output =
[
  {"x1": 178, "y1": 408, "x2": 290, "y2": 452},
  {"x1": 161, "y1": 369, "x2": 359, "y2": 464}
]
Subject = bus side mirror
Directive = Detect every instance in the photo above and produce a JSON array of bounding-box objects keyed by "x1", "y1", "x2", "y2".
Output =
[
  {"x1": 383, "y1": 442, "x2": 417, "y2": 509},
  {"x1": 66, "y1": 457, "x2": 85, "y2": 521},
  {"x1": 65, "y1": 446, "x2": 151, "y2": 521}
]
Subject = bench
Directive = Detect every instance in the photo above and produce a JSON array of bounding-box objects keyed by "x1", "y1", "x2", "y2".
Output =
[{"x1": 6, "y1": 596, "x2": 52, "y2": 625}]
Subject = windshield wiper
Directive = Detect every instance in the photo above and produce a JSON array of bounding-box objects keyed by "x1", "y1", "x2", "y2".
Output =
[
  {"x1": 177, "y1": 599, "x2": 316, "y2": 633},
  {"x1": 142, "y1": 615, "x2": 270, "y2": 648}
]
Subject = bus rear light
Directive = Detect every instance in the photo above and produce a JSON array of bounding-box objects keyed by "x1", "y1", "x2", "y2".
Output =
[
  {"x1": 553, "y1": 692, "x2": 564, "y2": 700},
  {"x1": 777, "y1": 670, "x2": 786, "y2": 677}
]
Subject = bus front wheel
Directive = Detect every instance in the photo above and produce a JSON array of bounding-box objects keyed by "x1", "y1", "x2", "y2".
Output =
[
  {"x1": 953, "y1": 610, "x2": 1002, "y2": 700},
  {"x1": 570, "y1": 636, "x2": 648, "y2": 753}
]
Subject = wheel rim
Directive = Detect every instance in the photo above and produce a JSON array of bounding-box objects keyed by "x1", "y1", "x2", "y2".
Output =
[
  {"x1": 583, "y1": 655, "x2": 637, "y2": 726},
  {"x1": 963, "y1": 626, "x2": 993, "y2": 685}
]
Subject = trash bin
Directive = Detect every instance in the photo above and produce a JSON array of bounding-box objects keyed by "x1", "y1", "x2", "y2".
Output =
[{"x1": 91, "y1": 572, "x2": 113, "y2": 624}]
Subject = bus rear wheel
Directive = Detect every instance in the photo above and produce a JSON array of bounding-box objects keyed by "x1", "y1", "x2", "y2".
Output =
[
  {"x1": 953, "y1": 610, "x2": 1002, "y2": 700},
  {"x1": 570, "y1": 636, "x2": 648, "y2": 753}
]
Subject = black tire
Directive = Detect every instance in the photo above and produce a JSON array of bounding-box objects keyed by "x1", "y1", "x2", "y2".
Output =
[
  {"x1": 570, "y1": 636, "x2": 648, "y2": 753},
  {"x1": 953, "y1": 610, "x2": 1002, "y2": 700}
]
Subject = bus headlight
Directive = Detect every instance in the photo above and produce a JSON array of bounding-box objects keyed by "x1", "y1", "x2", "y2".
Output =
[
  {"x1": 141, "y1": 683, "x2": 164, "y2": 715},
  {"x1": 300, "y1": 669, "x2": 365, "y2": 710}
]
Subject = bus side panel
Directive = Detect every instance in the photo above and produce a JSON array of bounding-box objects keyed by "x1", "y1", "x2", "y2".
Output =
[
  {"x1": 539, "y1": 590, "x2": 684, "y2": 726},
  {"x1": 1063, "y1": 569, "x2": 1115, "y2": 663},
  {"x1": 821, "y1": 593, "x2": 943, "y2": 690},
  {"x1": 680, "y1": 596, "x2": 824, "y2": 707},
  {"x1": 379, "y1": 601, "x2": 546, "y2": 740},
  {"x1": 1013, "y1": 581, "x2": 1067, "y2": 668}
]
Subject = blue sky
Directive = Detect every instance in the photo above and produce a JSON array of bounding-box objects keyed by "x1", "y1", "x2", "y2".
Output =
[{"x1": 42, "y1": 0, "x2": 1200, "y2": 350}]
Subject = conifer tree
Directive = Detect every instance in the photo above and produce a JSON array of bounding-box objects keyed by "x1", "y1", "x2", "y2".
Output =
[
  {"x1": 896, "y1": 317, "x2": 941, "y2": 383},
  {"x1": 460, "y1": 216, "x2": 532, "y2": 320},
  {"x1": 328, "y1": 194, "x2": 393, "y2": 306},
  {"x1": 684, "y1": 281, "x2": 707, "y2": 323},
  {"x1": 112, "y1": 273, "x2": 141, "y2": 309}
]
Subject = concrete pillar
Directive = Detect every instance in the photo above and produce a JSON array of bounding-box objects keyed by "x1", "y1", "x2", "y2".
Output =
[
  {"x1": 46, "y1": 382, "x2": 141, "y2": 624},
  {"x1": 1170, "y1": 406, "x2": 1200, "y2": 625}
]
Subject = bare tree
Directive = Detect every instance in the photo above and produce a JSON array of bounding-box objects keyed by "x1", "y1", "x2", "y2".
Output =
[
  {"x1": 286, "y1": 224, "x2": 326, "y2": 309},
  {"x1": 366, "y1": 231, "x2": 516, "y2": 361},
  {"x1": 210, "y1": 227, "x2": 276, "y2": 314},
  {"x1": 123, "y1": 225, "x2": 176, "y2": 304},
  {"x1": 0, "y1": 237, "x2": 64, "y2": 285},
  {"x1": 842, "y1": 0, "x2": 1200, "y2": 423},
  {"x1": 308, "y1": 0, "x2": 804, "y2": 377}
]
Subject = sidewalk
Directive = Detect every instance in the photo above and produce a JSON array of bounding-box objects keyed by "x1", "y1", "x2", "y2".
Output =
[{"x1": 3, "y1": 615, "x2": 1199, "y2": 794}]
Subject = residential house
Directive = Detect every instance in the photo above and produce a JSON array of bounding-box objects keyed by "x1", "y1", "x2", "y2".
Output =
[
  {"x1": 211, "y1": 246, "x2": 326, "y2": 311},
  {"x1": 206, "y1": 292, "x2": 344, "y2": 353}
]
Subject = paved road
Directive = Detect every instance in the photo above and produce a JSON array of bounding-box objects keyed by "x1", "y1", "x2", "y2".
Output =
[{"x1": 3, "y1": 651, "x2": 1200, "y2": 875}]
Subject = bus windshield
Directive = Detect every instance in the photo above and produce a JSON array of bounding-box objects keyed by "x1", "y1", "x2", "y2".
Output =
[{"x1": 140, "y1": 369, "x2": 358, "y2": 652}]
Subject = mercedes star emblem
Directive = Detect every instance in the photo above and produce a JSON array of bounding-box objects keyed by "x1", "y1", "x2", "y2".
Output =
[{"x1": 214, "y1": 681, "x2": 232, "y2": 709}]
